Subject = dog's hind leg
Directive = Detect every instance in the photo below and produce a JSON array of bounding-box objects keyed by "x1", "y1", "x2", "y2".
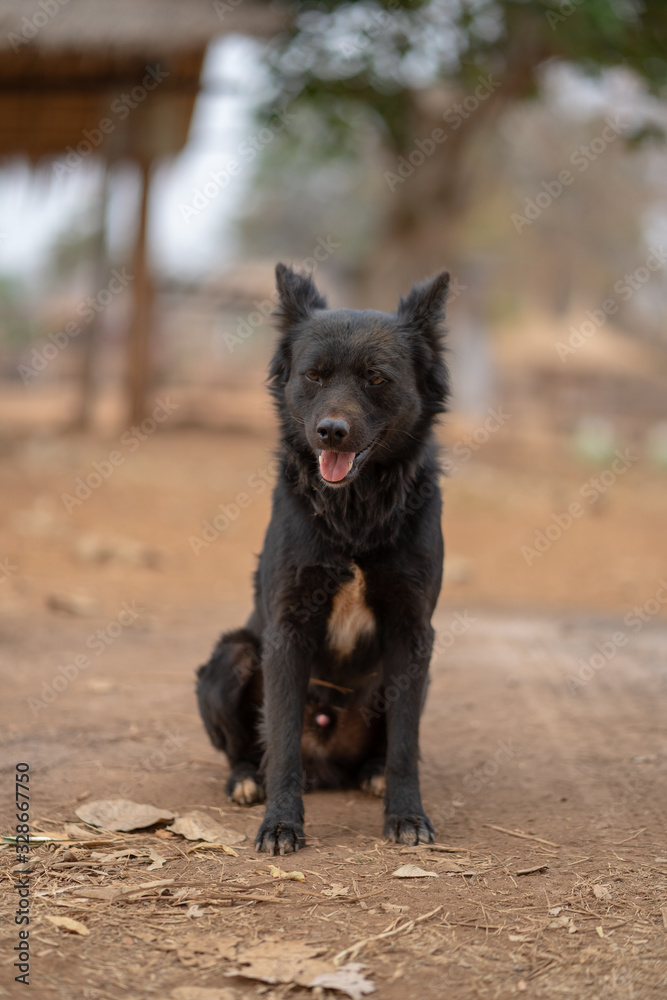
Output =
[
  {"x1": 196, "y1": 627, "x2": 265, "y2": 805},
  {"x1": 359, "y1": 757, "x2": 386, "y2": 797}
]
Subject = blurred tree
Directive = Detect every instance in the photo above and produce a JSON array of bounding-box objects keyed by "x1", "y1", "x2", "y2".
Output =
[{"x1": 251, "y1": 0, "x2": 667, "y2": 298}]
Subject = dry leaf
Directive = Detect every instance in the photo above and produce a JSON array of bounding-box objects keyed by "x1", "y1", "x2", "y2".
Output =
[
  {"x1": 147, "y1": 847, "x2": 167, "y2": 870},
  {"x1": 176, "y1": 933, "x2": 238, "y2": 969},
  {"x1": 269, "y1": 865, "x2": 306, "y2": 881},
  {"x1": 168, "y1": 811, "x2": 245, "y2": 845},
  {"x1": 186, "y1": 842, "x2": 238, "y2": 857},
  {"x1": 309, "y1": 962, "x2": 375, "y2": 998},
  {"x1": 434, "y1": 859, "x2": 463, "y2": 873},
  {"x1": 596, "y1": 926, "x2": 605, "y2": 938},
  {"x1": 44, "y1": 915, "x2": 89, "y2": 935},
  {"x1": 380, "y1": 902, "x2": 408, "y2": 914},
  {"x1": 228, "y1": 939, "x2": 329, "y2": 987},
  {"x1": 76, "y1": 799, "x2": 175, "y2": 832},
  {"x1": 392, "y1": 864, "x2": 439, "y2": 878},
  {"x1": 593, "y1": 885, "x2": 611, "y2": 899},
  {"x1": 322, "y1": 882, "x2": 350, "y2": 897}
]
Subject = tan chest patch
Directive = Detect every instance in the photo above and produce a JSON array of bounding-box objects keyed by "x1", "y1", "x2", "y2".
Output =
[{"x1": 326, "y1": 565, "x2": 375, "y2": 658}]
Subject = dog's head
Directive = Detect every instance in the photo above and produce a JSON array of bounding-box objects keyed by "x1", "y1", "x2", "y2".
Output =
[{"x1": 269, "y1": 263, "x2": 450, "y2": 488}]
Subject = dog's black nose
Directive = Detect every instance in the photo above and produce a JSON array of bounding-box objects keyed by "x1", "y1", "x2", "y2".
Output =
[{"x1": 316, "y1": 418, "x2": 350, "y2": 446}]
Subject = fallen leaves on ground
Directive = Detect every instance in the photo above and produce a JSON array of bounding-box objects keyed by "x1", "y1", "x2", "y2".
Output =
[
  {"x1": 176, "y1": 933, "x2": 239, "y2": 969},
  {"x1": 392, "y1": 864, "x2": 439, "y2": 878},
  {"x1": 227, "y1": 939, "x2": 374, "y2": 997},
  {"x1": 227, "y1": 939, "x2": 329, "y2": 987},
  {"x1": 147, "y1": 846, "x2": 168, "y2": 870},
  {"x1": 168, "y1": 811, "x2": 245, "y2": 845},
  {"x1": 269, "y1": 865, "x2": 306, "y2": 881},
  {"x1": 44, "y1": 915, "x2": 89, "y2": 935},
  {"x1": 75, "y1": 799, "x2": 175, "y2": 832},
  {"x1": 322, "y1": 882, "x2": 350, "y2": 897},
  {"x1": 309, "y1": 963, "x2": 376, "y2": 998}
]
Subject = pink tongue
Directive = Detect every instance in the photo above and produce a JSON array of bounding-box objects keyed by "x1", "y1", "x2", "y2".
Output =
[
  {"x1": 319, "y1": 450, "x2": 355, "y2": 482},
  {"x1": 315, "y1": 713, "x2": 330, "y2": 727}
]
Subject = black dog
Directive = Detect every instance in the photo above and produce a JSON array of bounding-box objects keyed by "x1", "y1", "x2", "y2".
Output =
[{"x1": 197, "y1": 263, "x2": 450, "y2": 854}]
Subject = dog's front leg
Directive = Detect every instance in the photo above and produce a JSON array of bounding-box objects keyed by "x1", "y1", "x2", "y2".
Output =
[
  {"x1": 383, "y1": 625, "x2": 435, "y2": 845},
  {"x1": 255, "y1": 636, "x2": 309, "y2": 855}
]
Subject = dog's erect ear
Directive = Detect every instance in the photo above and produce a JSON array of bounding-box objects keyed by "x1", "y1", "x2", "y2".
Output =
[
  {"x1": 268, "y1": 264, "x2": 328, "y2": 402},
  {"x1": 397, "y1": 270, "x2": 449, "y2": 337},
  {"x1": 274, "y1": 263, "x2": 327, "y2": 332},
  {"x1": 397, "y1": 270, "x2": 450, "y2": 414}
]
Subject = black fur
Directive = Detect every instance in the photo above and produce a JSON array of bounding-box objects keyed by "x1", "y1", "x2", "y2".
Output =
[{"x1": 197, "y1": 264, "x2": 450, "y2": 854}]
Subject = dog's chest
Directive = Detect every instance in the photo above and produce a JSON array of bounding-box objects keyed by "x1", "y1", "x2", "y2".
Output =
[{"x1": 326, "y1": 565, "x2": 375, "y2": 657}]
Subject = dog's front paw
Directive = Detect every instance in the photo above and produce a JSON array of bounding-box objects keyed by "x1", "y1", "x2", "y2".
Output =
[
  {"x1": 255, "y1": 818, "x2": 305, "y2": 855},
  {"x1": 384, "y1": 812, "x2": 435, "y2": 845}
]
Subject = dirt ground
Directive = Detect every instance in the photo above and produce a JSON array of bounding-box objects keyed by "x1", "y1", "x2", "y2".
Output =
[{"x1": 1, "y1": 382, "x2": 667, "y2": 999}]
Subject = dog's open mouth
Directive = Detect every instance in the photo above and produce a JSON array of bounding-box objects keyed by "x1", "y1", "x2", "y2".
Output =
[{"x1": 318, "y1": 442, "x2": 373, "y2": 484}]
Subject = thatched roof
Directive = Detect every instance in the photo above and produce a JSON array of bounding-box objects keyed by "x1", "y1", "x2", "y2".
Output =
[
  {"x1": 0, "y1": 0, "x2": 283, "y2": 53},
  {"x1": 0, "y1": 0, "x2": 286, "y2": 161}
]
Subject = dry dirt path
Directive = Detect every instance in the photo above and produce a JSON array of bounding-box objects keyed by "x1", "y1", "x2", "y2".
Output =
[{"x1": 1, "y1": 604, "x2": 666, "y2": 999}]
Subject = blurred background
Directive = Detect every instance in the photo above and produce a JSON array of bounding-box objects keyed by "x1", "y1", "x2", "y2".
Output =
[{"x1": 0, "y1": 0, "x2": 666, "y2": 623}]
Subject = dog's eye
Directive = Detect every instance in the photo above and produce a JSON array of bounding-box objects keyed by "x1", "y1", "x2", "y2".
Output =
[
  {"x1": 366, "y1": 374, "x2": 386, "y2": 386},
  {"x1": 305, "y1": 372, "x2": 322, "y2": 384}
]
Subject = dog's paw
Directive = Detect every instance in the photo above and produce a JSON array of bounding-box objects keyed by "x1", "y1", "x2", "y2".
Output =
[
  {"x1": 255, "y1": 818, "x2": 305, "y2": 855},
  {"x1": 360, "y1": 772, "x2": 386, "y2": 797},
  {"x1": 227, "y1": 775, "x2": 265, "y2": 805},
  {"x1": 383, "y1": 812, "x2": 435, "y2": 846}
]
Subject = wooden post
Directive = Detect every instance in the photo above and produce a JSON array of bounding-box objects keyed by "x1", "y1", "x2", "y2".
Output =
[
  {"x1": 75, "y1": 163, "x2": 110, "y2": 430},
  {"x1": 126, "y1": 159, "x2": 153, "y2": 426}
]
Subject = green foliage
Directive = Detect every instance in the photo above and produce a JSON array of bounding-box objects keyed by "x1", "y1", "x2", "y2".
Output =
[{"x1": 261, "y1": 0, "x2": 667, "y2": 151}]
